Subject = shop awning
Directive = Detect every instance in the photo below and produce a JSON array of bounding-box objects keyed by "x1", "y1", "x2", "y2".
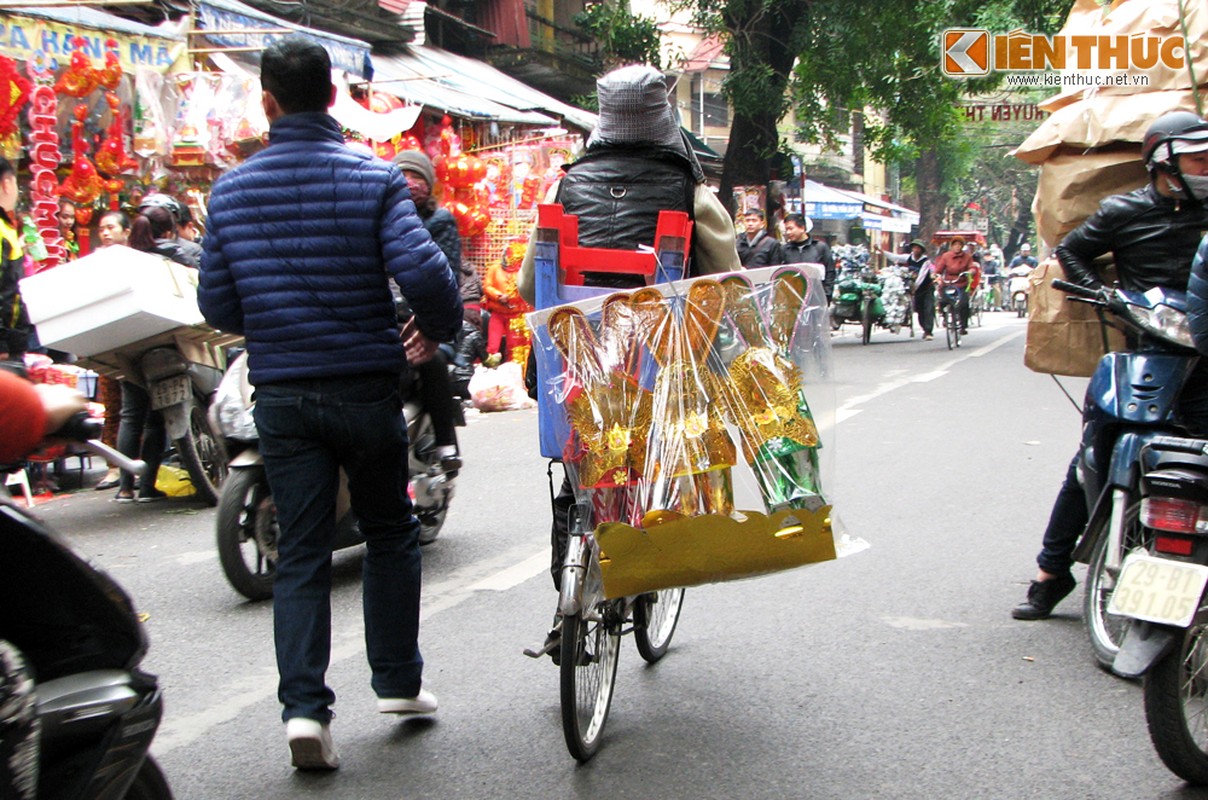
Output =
[
  {"x1": 833, "y1": 187, "x2": 919, "y2": 234},
  {"x1": 370, "y1": 45, "x2": 597, "y2": 131},
  {"x1": 803, "y1": 179, "x2": 863, "y2": 220},
  {"x1": 197, "y1": 0, "x2": 372, "y2": 77},
  {"x1": 836, "y1": 187, "x2": 920, "y2": 223}
]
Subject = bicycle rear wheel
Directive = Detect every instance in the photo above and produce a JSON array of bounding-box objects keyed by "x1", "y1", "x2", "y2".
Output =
[
  {"x1": 634, "y1": 588, "x2": 685, "y2": 663},
  {"x1": 560, "y1": 605, "x2": 621, "y2": 761}
]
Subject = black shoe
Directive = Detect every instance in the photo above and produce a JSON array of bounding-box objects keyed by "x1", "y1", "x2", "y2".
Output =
[
  {"x1": 545, "y1": 629, "x2": 561, "y2": 666},
  {"x1": 136, "y1": 487, "x2": 168, "y2": 504},
  {"x1": 1012, "y1": 573, "x2": 1076, "y2": 620},
  {"x1": 439, "y1": 454, "x2": 462, "y2": 476}
]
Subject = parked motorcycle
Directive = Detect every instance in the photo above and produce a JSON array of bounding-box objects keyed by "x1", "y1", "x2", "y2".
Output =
[
  {"x1": 211, "y1": 352, "x2": 462, "y2": 601},
  {"x1": 138, "y1": 344, "x2": 228, "y2": 506},
  {"x1": 1048, "y1": 280, "x2": 1201, "y2": 675},
  {"x1": 0, "y1": 413, "x2": 172, "y2": 798}
]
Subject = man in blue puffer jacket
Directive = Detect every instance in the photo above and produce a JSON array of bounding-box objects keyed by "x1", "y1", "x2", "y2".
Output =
[{"x1": 198, "y1": 37, "x2": 461, "y2": 771}]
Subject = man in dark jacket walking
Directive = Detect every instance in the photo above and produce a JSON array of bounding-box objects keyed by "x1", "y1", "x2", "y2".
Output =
[
  {"x1": 737, "y1": 209, "x2": 782, "y2": 267},
  {"x1": 198, "y1": 37, "x2": 462, "y2": 771},
  {"x1": 781, "y1": 213, "x2": 834, "y2": 299}
]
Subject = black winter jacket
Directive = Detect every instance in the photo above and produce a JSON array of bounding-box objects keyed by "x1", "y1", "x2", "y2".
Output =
[
  {"x1": 737, "y1": 231, "x2": 782, "y2": 267},
  {"x1": 1056, "y1": 184, "x2": 1208, "y2": 292},
  {"x1": 556, "y1": 145, "x2": 696, "y2": 288},
  {"x1": 782, "y1": 237, "x2": 835, "y2": 294}
]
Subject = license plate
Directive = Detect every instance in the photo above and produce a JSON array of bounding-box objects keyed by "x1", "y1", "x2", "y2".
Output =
[
  {"x1": 150, "y1": 374, "x2": 191, "y2": 411},
  {"x1": 1107, "y1": 553, "x2": 1208, "y2": 627}
]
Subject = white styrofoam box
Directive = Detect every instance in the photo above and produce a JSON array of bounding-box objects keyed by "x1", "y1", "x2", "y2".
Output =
[{"x1": 20, "y1": 246, "x2": 203, "y2": 357}]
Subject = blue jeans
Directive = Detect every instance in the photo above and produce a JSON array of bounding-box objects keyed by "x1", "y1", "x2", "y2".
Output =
[{"x1": 253, "y1": 373, "x2": 423, "y2": 724}]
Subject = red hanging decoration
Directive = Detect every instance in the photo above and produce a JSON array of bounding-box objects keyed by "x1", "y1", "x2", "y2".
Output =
[
  {"x1": 0, "y1": 56, "x2": 31, "y2": 138},
  {"x1": 57, "y1": 104, "x2": 104, "y2": 208},
  {"x1": 95, "y1": 92, "x2": 137, "y2": 177},
  {"x1": 96, "y1": 40, "x2": 121, "y2": 90},
  {"x1": 53, "y1": 38, "x2": 100, "y2": 98}
]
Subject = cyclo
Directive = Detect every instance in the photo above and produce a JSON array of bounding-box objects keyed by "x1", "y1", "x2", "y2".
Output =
[{"x1": 525, "y1": 204, "x2": 845, "y2": 761}]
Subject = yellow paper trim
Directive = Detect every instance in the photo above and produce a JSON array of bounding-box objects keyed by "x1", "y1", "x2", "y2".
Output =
[{"x1": 595, "y1": 505, "x2": 836, "y2": 599}]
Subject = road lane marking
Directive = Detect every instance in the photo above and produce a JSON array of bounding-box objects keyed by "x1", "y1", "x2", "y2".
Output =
[
  {"x1": 834, "y1": 327, "x2": 1024, "y2": 423},
  {"x1": 152, "y1": 546, "x2": 548, "y2": 757}
]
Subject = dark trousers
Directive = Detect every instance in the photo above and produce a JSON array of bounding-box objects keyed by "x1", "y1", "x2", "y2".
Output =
[
  {"x1": 116, "y1": 382, "x2": 165, "y2": 494},
  {"x1": 413, "y1": 351, "x2": 458, "y2": 449},
  {"x1": 938, "y1": 286, "x2": 969, "y2": 330},
  {"x1": 914, "y1": 287, "x2": 935, "y2": 336},
  {"x1": 253, "y1": 373, "x2": 422, "y2": 723}
]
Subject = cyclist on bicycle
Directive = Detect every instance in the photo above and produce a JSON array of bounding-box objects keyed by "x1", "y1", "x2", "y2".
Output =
[{"x1": 933, "y1": 235, "x2": 973, "y2": 333}]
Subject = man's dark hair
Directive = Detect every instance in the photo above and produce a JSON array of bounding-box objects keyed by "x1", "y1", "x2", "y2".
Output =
[
  {"x1": 0, "y1": 157, "x2": 13, "y2": 180},
  {"x1": 784, "y1": 213, "x2": 806, "y2": 228},
  {"x1": 260, "y1": 37, "x2": 332, "y2": 115}
]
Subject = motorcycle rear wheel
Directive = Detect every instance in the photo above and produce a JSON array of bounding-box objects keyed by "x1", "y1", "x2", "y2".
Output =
[
  {"x1": 1083, "y1": 498, "x2": 1146, "y2": 671},
  {"x1": 176, "y1": 404, "x2": 227, "y2": 507},
  {"x1": 216, "y1": 466, "x2": 276, "y2": 601},
  {"x1": 861, "y1": 301, "x2": 874, "y2": 345},
  {"x1": 1145, "y1": 621, "x2": 1208, "y2": 785}
]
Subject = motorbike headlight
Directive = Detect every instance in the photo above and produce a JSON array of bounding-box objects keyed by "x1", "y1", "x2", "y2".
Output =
[{"x1": 1123, "y1": 301, "x2": 1194, "y2": 349}]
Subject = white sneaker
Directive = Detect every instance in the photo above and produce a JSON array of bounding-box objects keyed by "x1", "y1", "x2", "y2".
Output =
[
  {"x1": 286, "y1": 718, "x2": 340, "y2": 770},
  {"x1": 377, "y1": 687, "x2": 438, "y2": 715}
]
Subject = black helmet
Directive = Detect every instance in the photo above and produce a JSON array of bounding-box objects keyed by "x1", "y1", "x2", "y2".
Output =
[
  {"x1": 1141, "y1": 110, "x2": 1208, "y2": 169},
  {"x1": 138, "y1": 193, "x2": 190, "y2": 225}
]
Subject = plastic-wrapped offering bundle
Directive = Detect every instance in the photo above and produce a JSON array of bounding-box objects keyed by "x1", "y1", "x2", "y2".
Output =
[
  {"x1": 880, "y1": 267, "x2": 911, "y2": 330},
  {"x1": 530, "y1": 266, "x2": 840, "y2": 596}
]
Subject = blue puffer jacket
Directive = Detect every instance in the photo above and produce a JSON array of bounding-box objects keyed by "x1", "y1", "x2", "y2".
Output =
[
  {"x1": 1187, "y1": 237, "x2": 1208, "y2": 356},
  {"x1": 199, "y1": 113, "x2": 462, "y2": 384}
]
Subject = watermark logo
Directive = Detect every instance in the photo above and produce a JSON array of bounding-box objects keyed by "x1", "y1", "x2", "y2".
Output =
[
  {"x1": 941, "y1": 28, "x2": 1185, "y2": 77},
  {"x1": 943, "y1": 29, "x2": 990, "y2": 77}
]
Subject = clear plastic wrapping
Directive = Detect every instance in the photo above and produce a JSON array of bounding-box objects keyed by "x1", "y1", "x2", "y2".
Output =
[{"x1": 529, "y1": 266, "x2": 844, "y2": 597}]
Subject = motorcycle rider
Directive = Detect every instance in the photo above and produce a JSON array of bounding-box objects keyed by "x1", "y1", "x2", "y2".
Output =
[
  {"x1": 880, "y1": 240, "x2": 934, "y2": 340},
  {"x1": 1013, "y1": 109, "x2": 1208, "y2": 621},
  {"x1": 781, "y1": 214, "x2": 835, "y2": 301},
  {"x1": 0, "y1": 369, "x2": 86, "y2": 800},
  {"x1": 1008, "y1": 242, "x2": 1038, "y2": 271},
  {"x1": 933, "y1": 235, "x2": 973, "y2": 333}
]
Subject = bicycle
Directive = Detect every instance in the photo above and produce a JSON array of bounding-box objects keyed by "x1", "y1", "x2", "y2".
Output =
[
  {"x1": 938, "y1": 285, "x2": 963, "y2": 350},
  {"x1": 528, "y1": 498, "x2": 685, "y2": 761}
]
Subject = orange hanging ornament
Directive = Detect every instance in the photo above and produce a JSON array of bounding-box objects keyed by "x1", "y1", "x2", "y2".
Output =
[{"x1": 54, "y1": 38, "x2": 100, "y2": 98}]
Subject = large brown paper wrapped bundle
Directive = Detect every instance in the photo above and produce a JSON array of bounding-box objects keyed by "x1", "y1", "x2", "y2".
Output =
[
  {"x1": 1032, "y1": 146, "x2": 1149, "y2": 247},
  {"x1": 1024, "y1": 257, "x2": 1127, "y2": 377}
]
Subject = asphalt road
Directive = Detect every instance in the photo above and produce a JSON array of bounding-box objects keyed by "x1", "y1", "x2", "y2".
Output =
[{"x1": 26, "y1": 310, "x2": 1208, "y2": 799}]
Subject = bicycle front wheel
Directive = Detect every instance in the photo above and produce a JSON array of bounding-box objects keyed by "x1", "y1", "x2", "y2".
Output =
[
  {"x1": 634, "y1": 588, "x2": 685, "y2": 663},
  {"x1": 560, "y1": 605, "x2": 621, "y2": 761}
]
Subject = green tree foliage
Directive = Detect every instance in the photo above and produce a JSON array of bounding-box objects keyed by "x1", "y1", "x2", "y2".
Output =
[
  {"x1": 674, "y1": 0, "x2": 1071, "y2": 233},
  {"x1": 575, "y1": 2, "x2": 664, "y2": 70}
]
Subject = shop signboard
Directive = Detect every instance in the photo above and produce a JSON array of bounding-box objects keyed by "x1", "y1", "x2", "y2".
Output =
[{"x1": 0, "y1": 13, "x2": 184, "y2": 73}]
